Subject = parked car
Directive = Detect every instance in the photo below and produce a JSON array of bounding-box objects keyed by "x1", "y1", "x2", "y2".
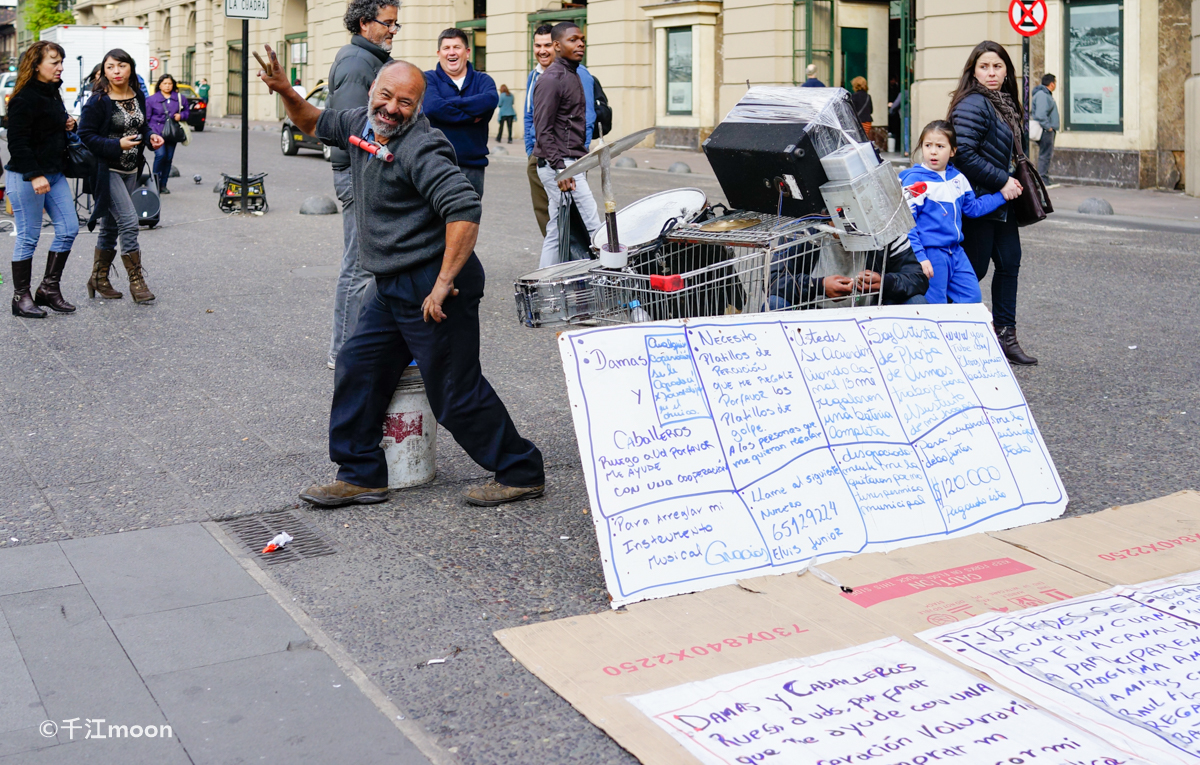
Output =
[
  {"x1": 175, "y1": 82, "x2": 207, "y2": 132},
  {"x1": 0, "y1": 72, "x2": 18, "y2": 127},
  {"x1": 281, "y1": 85, "x2": 330, "y2": 160}
]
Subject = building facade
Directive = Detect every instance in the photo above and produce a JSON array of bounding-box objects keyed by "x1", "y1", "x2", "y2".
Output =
[{"x1": 58, "y1": 0, "x2": 1192, "y2": 191}]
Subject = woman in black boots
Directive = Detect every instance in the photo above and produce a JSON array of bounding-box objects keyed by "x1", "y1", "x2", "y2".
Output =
[
  {"x1": 4, "y1": 40, "x2": 79, "y2": 318},
  {"x1": 78, "y1": 48, "x2": 163, "y2": 304},
  {"x1": 948, "y1": 41, "x2": 1037, "y2": 366}
]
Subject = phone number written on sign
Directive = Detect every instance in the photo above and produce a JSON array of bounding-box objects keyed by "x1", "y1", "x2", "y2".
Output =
[{"x1": 601, "y1": 624, "x2": 810, "y2": 676}]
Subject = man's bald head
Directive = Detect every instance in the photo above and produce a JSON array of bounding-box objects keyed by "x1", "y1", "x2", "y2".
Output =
[
  {"x1": 369, "y1": 60, "x2": 426, "y2": 141},
  {"x1": 375, "y1": 59, "x2": 426, "y2": 100}
]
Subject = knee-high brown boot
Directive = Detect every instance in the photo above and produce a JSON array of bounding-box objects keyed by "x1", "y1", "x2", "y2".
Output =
[
  {"x1": 87, "y1": 248, "x2": 123, "y2": 299},
  {"x1": 121, "y1": 251, "x2": 155, "y2": 304},
  {"x1": 34, "y1": 251, "x2": 76, "y2": 313}
]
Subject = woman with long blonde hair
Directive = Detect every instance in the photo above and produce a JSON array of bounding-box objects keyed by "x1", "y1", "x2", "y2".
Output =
[{"x1": 3, "y1": 40, "x2": 80, "y2": 317}]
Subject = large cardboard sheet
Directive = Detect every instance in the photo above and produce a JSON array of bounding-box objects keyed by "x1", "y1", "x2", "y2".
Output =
[
  {"x1": 496, "y1": 528, "x2": 1099, "y2": 764},
  {"x1": 559, "y1": 303, "x2": 1067, "y2": 606},
  {"x1": 628, "y1": 637, "x2": 1150, "y2": 765},
  {"x1": 920, "y1": 570, "x2": 1200, "y2": 765}
]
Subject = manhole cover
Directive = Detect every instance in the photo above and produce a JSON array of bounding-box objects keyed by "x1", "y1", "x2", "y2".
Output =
[{"x1": 219, "y1": 510, "x2": 336, "y2": 566}]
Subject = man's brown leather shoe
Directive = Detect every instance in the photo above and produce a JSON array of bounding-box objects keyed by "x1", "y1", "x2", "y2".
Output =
[
  {"x1": 299, "y1": 480, "x2": 388, "y2": 507},
  {"x1": 463, "y1": 481, "x2": 545, "y2": 507}
]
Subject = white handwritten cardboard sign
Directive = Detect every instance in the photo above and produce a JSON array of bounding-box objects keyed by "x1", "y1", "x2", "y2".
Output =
[
  {"x1": 559, "y1": 304, "x2": 1067, "y2": 606},
  {"x1": 627, "y1": 637, "x2": 1146, "y2": 765},
  {"x1": 921, "y1": 571, "x2": 1200, "y2": 765}
]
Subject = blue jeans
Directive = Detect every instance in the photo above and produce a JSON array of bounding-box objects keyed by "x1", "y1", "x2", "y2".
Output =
[
  {"x1": 328, "y1": 168, "x2": 373, "y2": 365},
  {"x1": 153, "y1": 142, "x2": 176, "y2": 190},
  {"x1": 330, "y1": 254, "x2": 544, "y2": 489},
  {"x1": 96, "y1": 172, "x2": 141, "y2": 254},
  {"x1": 5, "y1": 170, "x2": 78, "y2": 262},
  {"x1": 963, "y1": 215, "x2": 1022, "y2": 328}
]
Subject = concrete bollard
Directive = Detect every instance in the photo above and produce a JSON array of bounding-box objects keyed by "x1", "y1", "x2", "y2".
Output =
[
  {"x1": 668, "y1": 162, "x2": 692, "y2": 174},
  {"x1": 299, "y1": 196, "x2": 338, "y2": 215},
  {"x1": 382, "y1": 365, "x2": 437, "y2": 488},
  {"x1": 614, "y1": 156, "x2": 637, "y2": 169},
  {"x1": 169, "y1": 166, "x2": 180, "y2": 178},
  {"x1": 1077, "y1": 197, "x2": 1115, "y2": 215}
]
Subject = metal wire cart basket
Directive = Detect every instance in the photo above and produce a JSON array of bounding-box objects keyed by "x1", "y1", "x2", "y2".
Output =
[{"x1": 588, "y1": 212, "x2": 886, "y2": 324}]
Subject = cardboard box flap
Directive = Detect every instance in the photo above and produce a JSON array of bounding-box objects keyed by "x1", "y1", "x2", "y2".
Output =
[{"x1": 990, "y1": 489, "x2": 1200, "y2": 585}]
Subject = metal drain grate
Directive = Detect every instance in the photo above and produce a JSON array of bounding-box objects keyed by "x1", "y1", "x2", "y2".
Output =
[{"x1": 219, "y1": 510, "x2": 337, "y2": 566}]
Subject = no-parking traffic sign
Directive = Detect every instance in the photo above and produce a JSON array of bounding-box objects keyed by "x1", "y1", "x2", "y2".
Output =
[{"x1": 1009, "y1": 0, "x2": 1047, "y2": 37}]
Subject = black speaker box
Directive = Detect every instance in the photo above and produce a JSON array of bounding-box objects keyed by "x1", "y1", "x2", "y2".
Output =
[{"x1": 703, "y1": 122, "x2": 833, "y2": 218}]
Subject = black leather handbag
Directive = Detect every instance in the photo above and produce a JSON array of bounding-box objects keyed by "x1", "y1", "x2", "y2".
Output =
[
  {"x1": 1010, "y1": 135, "x2": 1053, "y2": 227},
  {"x1": 64, "y1": 132, "x2": 96, "y2": 179},
  {"x1": 161, "y1": 117, "x2": 186, "y2": 145}
]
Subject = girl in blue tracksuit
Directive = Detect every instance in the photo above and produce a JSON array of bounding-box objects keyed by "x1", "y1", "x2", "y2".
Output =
[{"x1": 899, "y1": 121, "x2": 1012, "y2": 304}]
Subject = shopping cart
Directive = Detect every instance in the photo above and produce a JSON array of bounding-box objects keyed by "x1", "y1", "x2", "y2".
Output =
[{"x1": 588, "y1": 211, "x2": 886, "y2": 324}]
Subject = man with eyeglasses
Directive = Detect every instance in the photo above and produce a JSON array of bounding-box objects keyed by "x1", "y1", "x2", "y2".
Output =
[{"x1": 323, "y1": 0, "x2": 398, "y2": 371}]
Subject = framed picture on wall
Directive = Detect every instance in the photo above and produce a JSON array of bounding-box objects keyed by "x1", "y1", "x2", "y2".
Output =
[
  {"x1": 1064, "y1": 0, "x2": 1122, "y2": 131},
  {"x1": 666, "y1": 26, "x2": 692, "y2": 115}
]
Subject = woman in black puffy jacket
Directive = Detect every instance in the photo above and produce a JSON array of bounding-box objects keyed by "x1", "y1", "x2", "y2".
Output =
[{"x1": 947, "y1": 41, "x2": 1036, "y2": 366}]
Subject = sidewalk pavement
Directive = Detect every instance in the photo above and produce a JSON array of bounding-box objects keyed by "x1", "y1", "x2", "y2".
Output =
[{"x1": 0, "y1": 524, "x2": 432, "y2": 765}]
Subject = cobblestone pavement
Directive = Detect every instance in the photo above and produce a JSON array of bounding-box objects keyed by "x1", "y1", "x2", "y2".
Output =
[{"x1": 0, "y1": 124, "x2": 1196, "y2": 763}]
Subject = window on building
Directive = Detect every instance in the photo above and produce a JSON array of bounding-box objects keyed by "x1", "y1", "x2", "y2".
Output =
[
  {"x1": 1063, "y1": 0, "x2": 1122, "y2": 131},
  {"x1": 666, "y1": 26, "x2": 692, "y2": 116},
  {"x1": 184, "y1": 47, "x2": 194, "y2": 86},
  {"x1": 286, "y1": 34, "x2": 307, "y2": 84},
  {"x1": 226, "y1": 42, "x2": 242, "y2": 116},
  {"x1": 793, "y1": 0, "x2": 833, "y2": 85}
]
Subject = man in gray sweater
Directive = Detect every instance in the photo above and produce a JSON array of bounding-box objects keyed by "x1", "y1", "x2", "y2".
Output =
[
  {"x1": 324, "y1": 0, "x2": 396, "y2": 370},
  {"x1": 258, "y1": 50, "x2": 546, "y2": 508},
  {"x1": 1030, "y1": 74, "x2": 1060, "y2": 184}
]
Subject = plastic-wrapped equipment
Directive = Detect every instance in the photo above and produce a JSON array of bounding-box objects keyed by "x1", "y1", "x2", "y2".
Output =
[
  {"x1": 819, "y1": 161, "x2": 915, "y2": 252},
  {"x1": 719, "y1": 86, "x2": 866, "y2": 158},
  {"x1": 704, "y1": 87, "x2": 868, "y2": 219}
]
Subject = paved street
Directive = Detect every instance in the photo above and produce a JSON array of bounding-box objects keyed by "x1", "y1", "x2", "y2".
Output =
[{"x1": 0, "y1": 122, "x2": 1197, "y2": 763}]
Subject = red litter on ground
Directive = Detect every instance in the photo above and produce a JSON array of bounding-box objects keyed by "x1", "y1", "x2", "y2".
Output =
[{"x1": 262, "y1": 532, "x2": 294, "y2": 553}]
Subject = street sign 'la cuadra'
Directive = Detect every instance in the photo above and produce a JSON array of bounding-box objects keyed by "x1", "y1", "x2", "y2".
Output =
[{"x1": 225, "y1": 0, "x2": 267, "y2": 20}]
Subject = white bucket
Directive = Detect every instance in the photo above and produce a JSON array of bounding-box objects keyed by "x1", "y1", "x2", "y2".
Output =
[{"x1": 382, "y1": 366, "x2": 437, "y2": 488}]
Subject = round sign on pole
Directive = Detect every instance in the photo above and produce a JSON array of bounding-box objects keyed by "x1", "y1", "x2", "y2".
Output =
[
  {"x1": 1009, "y1": 0, "x2": 1047, "y2": 37},
  {"x1": 149, "y1": 56, "x2": 160, "y2": 71}
]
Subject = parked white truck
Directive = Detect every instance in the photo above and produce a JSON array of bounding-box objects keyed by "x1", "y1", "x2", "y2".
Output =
[{"x1": 38, "y1": 25, "x2": 151, "y2": 116}]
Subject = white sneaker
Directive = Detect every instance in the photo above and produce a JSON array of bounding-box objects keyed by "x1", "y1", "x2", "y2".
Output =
[{"x1": 326, "y1": 360, "x2": 335, "y2": 370}]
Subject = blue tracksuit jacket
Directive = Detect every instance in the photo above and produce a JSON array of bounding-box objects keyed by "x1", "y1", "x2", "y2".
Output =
[
  {"x1": 900, "y1": 163, "x2": 1006, "y2": 304},
  {"x1": 899, "y1": 163, "x2": 1006, "y2": 262}
]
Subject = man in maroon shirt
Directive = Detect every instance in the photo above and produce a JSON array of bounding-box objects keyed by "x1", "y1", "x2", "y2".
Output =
[{"x1": 531, "y1": 22, "x2": 602, "y2": 268}]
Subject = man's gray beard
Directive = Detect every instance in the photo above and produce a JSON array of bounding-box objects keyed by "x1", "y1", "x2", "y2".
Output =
[{"x1": 370, "y1": 108, "x2": 415, "y2": 141}]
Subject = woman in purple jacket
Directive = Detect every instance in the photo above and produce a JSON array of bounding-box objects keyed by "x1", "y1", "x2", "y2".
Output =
[{"x1": 146, "y1": 74, "x2": 189, "y2": 193}]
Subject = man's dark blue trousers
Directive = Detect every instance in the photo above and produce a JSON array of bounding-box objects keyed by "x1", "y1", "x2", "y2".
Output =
[{"x1": 330, "y1": 254, "x2": 545, "y2": 489}]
